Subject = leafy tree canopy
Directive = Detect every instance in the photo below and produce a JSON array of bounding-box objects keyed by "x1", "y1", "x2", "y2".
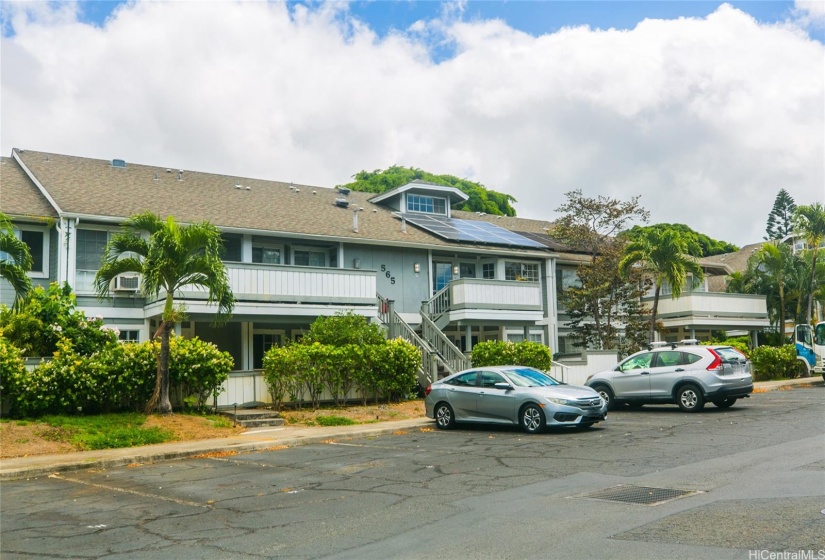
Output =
[
  {"x1": 622, "y1": 223, "x2": 738, "y2": 257},
  {"x1": 339, "y1": 166, "x2": 517, "y2": 216}
]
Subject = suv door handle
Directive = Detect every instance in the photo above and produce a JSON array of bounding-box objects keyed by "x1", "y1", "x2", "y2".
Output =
[{"x1": 675, "y1": 368, "x2": 684, "y2": 372}]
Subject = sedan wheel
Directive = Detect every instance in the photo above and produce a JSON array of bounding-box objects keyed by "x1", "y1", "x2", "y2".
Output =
[
  {"x1": 520, "y1": 404, "x2": 545, "y2": 434},
  {"x1": 434, "y1": 402, "x2": 455, "y2": 429},
  {"x1": 677, "y1": 384, "x2": 705, "y2": 412},
  {"x1": 712, "y1": 398, "x2": 737, "y2": 409}
]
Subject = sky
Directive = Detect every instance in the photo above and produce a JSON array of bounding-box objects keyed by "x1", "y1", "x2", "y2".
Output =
[{"x1": 1, "y1": 1, "x2": 823, "y2": 248}]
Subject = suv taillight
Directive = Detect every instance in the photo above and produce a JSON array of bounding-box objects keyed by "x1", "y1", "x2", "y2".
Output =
[
  {"x1": 706, "y1": 348, "x2": 723, "y2": 371},
  {"x1": 424, "y1": 384, "x2": 432, "y2": 396}
]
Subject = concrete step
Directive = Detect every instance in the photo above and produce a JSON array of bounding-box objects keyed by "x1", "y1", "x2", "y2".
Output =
[{"x1": 218, "y1": 408, "x2": 285, "y2": 428}]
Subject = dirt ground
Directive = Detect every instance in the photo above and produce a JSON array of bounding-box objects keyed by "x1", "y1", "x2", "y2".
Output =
[{"x1": 0, "y1": 400, "x2": 426, "y2": 459}]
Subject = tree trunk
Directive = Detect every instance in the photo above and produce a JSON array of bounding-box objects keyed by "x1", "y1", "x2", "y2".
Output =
[
  {"x1": 649, "y1": 283, "x2": 660, "y2": 343},
  {"x1": 806, "y1": 253, "x2": 818, "y2": 324},
  {"x1": 158, "y1": 321, "x2": 173, "y2": 414}
]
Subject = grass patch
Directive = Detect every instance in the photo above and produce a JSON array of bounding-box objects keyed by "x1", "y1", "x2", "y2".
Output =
[
  {"x1": 315, "y1": 415, "x2": 357, "y2": 427},
  {"x1": 205, "y1": 415, "x2": 233, "y2": 428},
  {"x1": 38, "y1": 413, "x2": 174, "y2": 450}
]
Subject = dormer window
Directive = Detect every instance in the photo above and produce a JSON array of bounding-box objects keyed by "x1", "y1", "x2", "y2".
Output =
[{"x1": 407, "y1": 194, "x2": 447, "y2": 215}]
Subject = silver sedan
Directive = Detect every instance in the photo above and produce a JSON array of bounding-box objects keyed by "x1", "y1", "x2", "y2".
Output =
[{"x1": 424, "y1": 366, "x2": 608, "y2": 433}]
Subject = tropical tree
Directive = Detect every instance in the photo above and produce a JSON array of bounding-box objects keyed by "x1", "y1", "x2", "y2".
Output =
[
  {"x1": 765, "y1": 189, "x2": 796, "y2": 240},
  {"x1": 0, "y1": 213, "x2": 33, "y2": 309},
  {"x1": 793, "y1": 202, "x2": 825, "y2": 323},
  {"x1": 619, "y1": 226, "x2": 704, "y2": 343},
  {"x1": 750, "y1": 242, "x2": 794, "y2": 337},
  {"x1": 624, "y1": 223, "x2": 738, "y2": 257},
  {"x1": 548, "y1": 190, "x2": 650, "y2": 350},
  {"x1": 95, "y1": 213, "x2": 235, "y2": 414}
]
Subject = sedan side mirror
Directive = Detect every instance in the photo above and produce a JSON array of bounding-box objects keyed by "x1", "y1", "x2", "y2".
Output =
[{"x1": 494, "y1": 382, "x2": 513, "y2": 391}]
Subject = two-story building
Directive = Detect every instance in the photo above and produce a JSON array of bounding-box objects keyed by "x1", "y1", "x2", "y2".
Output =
[{"x1": 1, "y1": 148, "x2": 770, "y2": 388}]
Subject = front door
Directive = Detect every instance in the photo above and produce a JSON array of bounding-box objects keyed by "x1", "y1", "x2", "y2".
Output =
[
  {"x1": 613, "y1": 351, "x2": 653, "y2": 398},
  {"x1": 476, "y1": 371, "x2": 515, "y2": 423},
  {"x1": 434, "y1": 262, "x2": 454, "y2": 292},
  {"x1": 648, "y1": 350, "x2": 685, "y2": 398}
]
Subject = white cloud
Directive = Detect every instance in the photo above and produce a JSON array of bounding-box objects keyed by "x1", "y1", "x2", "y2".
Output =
[
  {"x1": 795, "y1": 0, "x2": 825, "y2": 25},
  {"x1": 1, "y1": 1, "x2": 822, "y2": 247}
]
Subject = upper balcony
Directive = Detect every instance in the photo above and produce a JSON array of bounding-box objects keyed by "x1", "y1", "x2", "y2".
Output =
[
  {"x1": 146, "y1": 263, "x2": 377, "y2": 316},
  {"x1": 646, "y1": 292, "x2": 770, "y2": 329},
  {"x1": 427, "y1": 278, "x2": 544, "y2": 328}
]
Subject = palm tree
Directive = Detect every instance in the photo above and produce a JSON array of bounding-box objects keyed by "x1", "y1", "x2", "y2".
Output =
[
  {"x1": 619, "y1": 226, "x2": 704, "y2": 342},
  {"x1": 0, "y1": 213, "x2": 33, "y2": 309},
  {"x1": 793, "y1": 203, "x2": 825, "y2": 323},
  {"x1": 95, "y1": 213, "x2": 235, "y2": 414},
  {"x1": 751, "y1": 242, "x2": 794, "y2": 338}
]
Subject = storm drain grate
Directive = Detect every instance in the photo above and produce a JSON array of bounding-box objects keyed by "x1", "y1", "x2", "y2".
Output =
[{"x1": 572, "y1": 485, "x2": 701, "y2": 506}]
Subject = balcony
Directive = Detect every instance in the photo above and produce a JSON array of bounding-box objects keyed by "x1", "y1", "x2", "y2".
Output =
[
  {"x1": 146, "y1": 263, "x2": 377, "y2": 316},
  {"x1": 428, "y1": 279, "x2": 544, "y2": 328},
  {"x1": 646, "y1": 292, "x2": 770, "y2": 329}
]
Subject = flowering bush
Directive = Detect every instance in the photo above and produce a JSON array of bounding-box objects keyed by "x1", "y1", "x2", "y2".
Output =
[
  {"x1": 0, "y1": 283, "x2": 117, "y2": 357},
  {"x1": 169, "y1": 336, "x2": 233, "y2": 410}
]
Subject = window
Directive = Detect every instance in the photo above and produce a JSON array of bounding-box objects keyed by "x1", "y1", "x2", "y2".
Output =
[
  {"x1": 220, "y1": 234, "x2": 242, "y2": 262},
  {"x1": 294, "y1": 249, "x2": 326, "y2": 267},
  {"x1": 480, "y1": 372, "x2": 506, "y2": 388},
  {"x1": 459, "y1": 263, "x2": 476, "y2": 278},
  {"x1": 407, "y1": 194, "x2": 447, "y2": 215},
  {"x1": 253, "y1": 333, "x2": 282, "y2": 369},
  {"x1": 654, "y1": 351, "x2": 682, "y2": 367},
  {"x1": 620, "y1": 353, "x2": 654, "y2": 371},
  {"x1": 1, "y1": 227, "x2": 48, "y2": 277},
  {"x1": 482, "y1": 262, "x2": 495, "y2": 279},
  {"x1": 76, "y1": 229, "x2": 109, "y2": 292},
  {"x1": 252, "y1": 246, "x2": 281, "y2": 265},
  {"x1": 504, "y1": 261, "x2": 539, "y2": 282},
  {"x1": 445, "y1": 371, "x2": 478, "y2": 387},
  {"x1": 508, "y1": 332, "x2": 542, "y2": 343},
  {"x1": 118, "y1": 330, "x2": 140, "y2": 343}
]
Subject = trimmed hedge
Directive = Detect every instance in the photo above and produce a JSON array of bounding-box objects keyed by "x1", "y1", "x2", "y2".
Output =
[
  {"x1": 1, "y1": 335, "x2": 232, "y2": 417},
  {"x1": 749, "y1": 345, "x2": 799, "y2": 381},
  {"x1": 470, "y1": 340, "x2": 552, "y2": 370}
]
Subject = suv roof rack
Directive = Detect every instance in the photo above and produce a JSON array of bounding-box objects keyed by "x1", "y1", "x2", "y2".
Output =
[{"x1": 679, "y1": 339, "x2": 701, "y2": 345}]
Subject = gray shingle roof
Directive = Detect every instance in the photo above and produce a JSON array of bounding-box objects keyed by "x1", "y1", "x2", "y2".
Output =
[
  {"x1": 10, "y1": 150, "x2": 554, "y2": 257},
  {"x1": 0, "y1": 156, "x2": 58, "y2": 219}
]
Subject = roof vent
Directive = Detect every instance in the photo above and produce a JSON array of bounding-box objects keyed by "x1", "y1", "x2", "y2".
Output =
[
  {"x1": 153, "y1": 172, "x2": 159, "y2": 181},
  {"x1": 112, "y1": 159, "x2": 127, "y2": 168},
  {"x1": 177, "y1": 171, "x2": 183, "y2": 181},
  {"x1": 235, "y1": 184, "x2": 242, "y2": 189},
  {"x1": 245, "y1": 186, "x2": 251, "y2": 191},
  {"x1": 335, "y1": 199, "x2": 350, "y2": 208},
  {"x1": 338, "y1": 187, "x2": 351, "y2": 196},
  {"x1": 166, "y1": 168, "x2": 172, "y2": 173}
]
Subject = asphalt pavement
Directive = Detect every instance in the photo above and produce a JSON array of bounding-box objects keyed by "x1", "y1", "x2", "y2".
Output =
[{"x1": 1, "y1": 377, "x2": 820, "y2": 482}]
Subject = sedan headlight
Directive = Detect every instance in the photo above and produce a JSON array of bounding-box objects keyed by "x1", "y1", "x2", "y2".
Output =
[{"x1": 547, "y1": 397, "x2": 574, "y2": 406}]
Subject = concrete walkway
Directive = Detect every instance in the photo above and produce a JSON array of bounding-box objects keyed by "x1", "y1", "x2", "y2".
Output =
[{"x1": 1, "y1": 377, "x2": 821, "y2": 481}]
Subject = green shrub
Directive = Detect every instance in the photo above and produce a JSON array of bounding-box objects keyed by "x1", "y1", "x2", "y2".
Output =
[
  {"x1": 262, "y1": 344, "x2": 302, "y2": 411},
  {"x1": 0, "y1": 283, "x2": 118, "y2": 357},
  {"x1": 471, "y1": 340, "x2": 552, "y2": 370},
  {"x1": 169, "y1": 336, "x2": 233, "y2": 410},
  {"x1": 303, "y1": 312, "x2": 385, "y2": 346},
  {"x1": 749, "y1": 345, "x2": 798, "y2": 381}
]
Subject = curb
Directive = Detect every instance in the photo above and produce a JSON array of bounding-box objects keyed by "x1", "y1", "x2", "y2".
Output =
[{"x1": 0, "y1": 419, "x2": 432, "y2": 481}]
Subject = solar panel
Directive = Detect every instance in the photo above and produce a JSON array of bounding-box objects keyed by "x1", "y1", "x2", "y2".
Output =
[{"x1": 399, "y1": 213, "x2": 548, "y2": 249}]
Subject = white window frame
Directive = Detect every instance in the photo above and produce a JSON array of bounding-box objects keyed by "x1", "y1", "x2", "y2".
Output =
[
  {"x1": 291, "y1": 245, "x2": 328, "y2": 267},
  {"x1": 504, "y1": 261, "x2": 540, "y2": 283},
  {"x1": 251, "y1": 242, "x2": 284, "y2": 265},
  {"x1": 9, "y1": 225, "x2": 50, "y2": 278},
  {"x1": 406, "y1": 194, "x2": 448, "y2": 215}
]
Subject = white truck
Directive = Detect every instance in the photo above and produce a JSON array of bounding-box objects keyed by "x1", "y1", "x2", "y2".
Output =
[{"x1": 794, "y1": 322, "x2": 825, "y2": 380}]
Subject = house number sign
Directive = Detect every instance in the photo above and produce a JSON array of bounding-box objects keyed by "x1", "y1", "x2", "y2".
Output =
[{"x1": 380, "y1": 264, "x2": 396, "y2": 285}]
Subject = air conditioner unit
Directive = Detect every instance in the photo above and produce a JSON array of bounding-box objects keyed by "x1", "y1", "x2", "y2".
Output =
[{"x1": 113, "y1": 274, "x2": 140, "y2": 292}]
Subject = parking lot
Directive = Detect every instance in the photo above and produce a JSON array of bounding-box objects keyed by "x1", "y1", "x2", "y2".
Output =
[{"x1": 2, "y1": 384, "x2": 824, "y2": 559}]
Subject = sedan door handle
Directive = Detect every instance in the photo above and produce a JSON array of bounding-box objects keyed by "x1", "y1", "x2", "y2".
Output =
[{"x1": 640, "y1": 371, "x2": 650, "y2": 375}]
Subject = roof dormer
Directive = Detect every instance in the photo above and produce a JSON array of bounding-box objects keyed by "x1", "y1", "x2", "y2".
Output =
[{"x1": 368, "y1": 181, "x2": 468, "y2": 217}]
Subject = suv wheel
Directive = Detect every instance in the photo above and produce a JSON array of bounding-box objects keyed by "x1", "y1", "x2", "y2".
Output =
[
  {"x1": 712, "y1": 398, "x2": 737, "y2": 409},
  {"x1": 677, "y1": 384, "x2": 705, "y2": 412},
  {"x1": 591, "y1": 384, "x2": 615, "y2": 411}
]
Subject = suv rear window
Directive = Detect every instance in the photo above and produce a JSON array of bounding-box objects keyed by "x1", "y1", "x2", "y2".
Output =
[{"x1": 714, "y1": 347, "x2": 746, "y2": 363}]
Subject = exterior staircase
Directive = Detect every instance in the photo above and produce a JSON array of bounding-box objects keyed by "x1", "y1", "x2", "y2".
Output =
[
  {"x1": 377, "y1": 292, "x2": 470, "y2": 387},
  {"x1": 218, "y1": 408, "x2": 284, "y2": 428}
]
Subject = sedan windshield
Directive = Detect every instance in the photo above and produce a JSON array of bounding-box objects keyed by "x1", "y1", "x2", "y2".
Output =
[{"x1": 503, "y1": 367, "x2": 560, "y2": 387}]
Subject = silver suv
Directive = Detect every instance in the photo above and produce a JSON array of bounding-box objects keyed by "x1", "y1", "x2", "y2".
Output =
[{"x1": 585, "y1": 341, "x2": 753, "y2": 412}]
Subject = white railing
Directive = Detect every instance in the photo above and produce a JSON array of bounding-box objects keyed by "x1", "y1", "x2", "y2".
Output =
[
  {"x1": 450, "y1": 279, "x2": 542, "y2": 310},
  {"x1": 181, "y1": 263, "x2": 377, "y2": 305},
  {"x1": 648, "y1": 292, "x2": 768, "y2": 318}
]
